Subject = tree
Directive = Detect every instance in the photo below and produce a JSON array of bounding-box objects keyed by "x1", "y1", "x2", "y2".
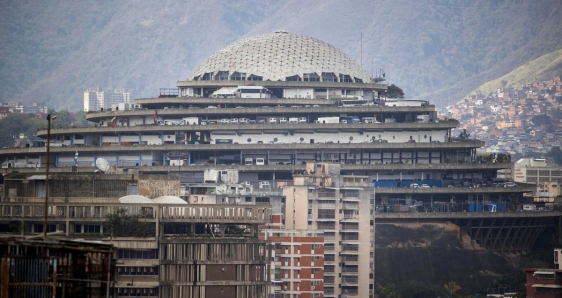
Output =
[
  {"x1": 387, "y1": 84, "x2": 405, "y2": 98},
  {"x1": 49, "y1": 109, "x2": 73, "y2": 129},
  {"x1": 531, "y1": 114, "x2": 550, "y2": 126},
  {"x1": 377, "y1": 283, "x2": 402, "y2": 298},
  {"x1": 550, "y1": 146, "x2": 562, "y2": 166},
  {"x1": 444, "y1": 281, "x2": 461, "y2": 297},
  {"x1": 395, "y1": 280, "x2": 447, "y2": 298},
  {"x1": 105, "y1": 208, "x2": 155, "y2": 237},
  {"x1": 458, "y1": 129, "x2": 470, "y2": 139},
  {"x1": 73, "y1": 111, "x2": 94, "y2": 127}
]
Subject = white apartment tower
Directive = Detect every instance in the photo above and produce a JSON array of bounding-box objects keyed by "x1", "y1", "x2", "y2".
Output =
[
  {"x1": 84, "y1": 88, "x2": 130, "y2": 112},
  {"x1": 108, "y1": 88, "x2": 131, "y2": 107},
  {"x1": 84, "y1": 88, "x2": 106, "y2": 112}
]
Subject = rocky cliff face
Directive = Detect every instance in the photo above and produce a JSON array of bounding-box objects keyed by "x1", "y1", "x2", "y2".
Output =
[{"x1": 374, "y1": 222, "x2": 518, "y2": 292}]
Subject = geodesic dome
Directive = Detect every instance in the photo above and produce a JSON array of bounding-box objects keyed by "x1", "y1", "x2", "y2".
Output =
[{"x1": 189, "y1": 31, "x2": 371, "y2": 83}]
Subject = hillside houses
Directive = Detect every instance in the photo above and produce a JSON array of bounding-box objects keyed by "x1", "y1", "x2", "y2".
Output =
[{"x1": 442, "y1": 76, "x2": 562, "y2": 155}]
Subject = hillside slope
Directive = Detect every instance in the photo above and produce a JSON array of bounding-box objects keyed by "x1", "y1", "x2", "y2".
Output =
[
  {"x1": 1, "y1": 0, "x2": 562, "y2": 110},
  {"x1": 467, "y1": 49, "x2": 562, "y2": 98}
]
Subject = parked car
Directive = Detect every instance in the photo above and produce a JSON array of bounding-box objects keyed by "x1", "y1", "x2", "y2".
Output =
[
  {"x1": 420, "y1": 184, "x2": 430, "y2": 188},
  {"x1": 207, "y1": 105, "x2": 217, "y2": 109}
]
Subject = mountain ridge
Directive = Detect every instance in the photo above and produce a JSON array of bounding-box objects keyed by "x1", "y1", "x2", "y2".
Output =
[{"x1": 1, "y1": 0, "x2": 562, "y2": 110}]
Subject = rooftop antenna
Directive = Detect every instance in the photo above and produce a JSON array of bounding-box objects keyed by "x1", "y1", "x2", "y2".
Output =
[
  {"x1": 360, "y1": 32, "x2": 363, "y2": 69},
  {"x1": 96, "y1": 158, "x2": 110, "y2": 173}
]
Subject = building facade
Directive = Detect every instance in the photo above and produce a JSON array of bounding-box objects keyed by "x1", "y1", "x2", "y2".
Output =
[
  {"x1": 84, "y1": 88, "x2": 130, "y2": 112},
  {"x1": 283, "y1": 163, "x2": 372, "y2": 298},
  {"x1": 513, "y1": 158, "x2": 562, "y2": 201},
  {"x1": 0, "y1": 174, "x2": 271, "y2": 298}
]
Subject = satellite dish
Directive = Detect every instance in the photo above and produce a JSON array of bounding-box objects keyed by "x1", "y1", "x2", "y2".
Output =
[{"x1": 95, "y1": 158, "x2": 110, "y2": 173}]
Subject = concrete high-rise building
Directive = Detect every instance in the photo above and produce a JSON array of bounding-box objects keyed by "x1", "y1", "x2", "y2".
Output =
[
  {"x1": 513, "y1": 158, "x2": 562, "y2": 201},
  {"x1": 84, "y1": 88, "x2": 130, "y2": 112},
  {"x1": 284, "y1": 162, "x2": 372, "y2": 298},
  {"x1": 0, "y1": 173, "x2": 271, "y2": 298},
  {"x1": 108, "y1": 88, "x2": 131, "y2": 109},
  {"x1": 84, "y1": 87, "x2": 106, "y2": 112},
  {"x1": 263, "y1": 229, "x2": 325, "y2": 298}
]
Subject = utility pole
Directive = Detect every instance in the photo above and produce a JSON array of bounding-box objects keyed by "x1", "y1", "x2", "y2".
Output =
[{"x1": 43, "y1": 114, "x2": 52, "y2": 239}]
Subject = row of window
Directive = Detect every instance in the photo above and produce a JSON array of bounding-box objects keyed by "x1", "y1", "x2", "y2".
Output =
[
  {"x1": 118, "y1": 249, "x2": 158, "y2": 259},
  {"x1": 117, "y1": 288, "x2": 158, "y2": 297},
  {"x1": 117, "y1": 266, "x2": 159, "y2": 276},
  {"x1": 527, "y1": 170, "x2": 562, "y2": 176}
]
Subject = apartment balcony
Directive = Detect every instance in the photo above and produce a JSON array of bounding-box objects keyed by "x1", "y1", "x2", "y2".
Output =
[
  {"x1": 341, "y1": 270, "x2": 359, "y2": 276},
  {"x1": 342, "y1": 203, "x2": 359, "y2": 210},
  {"x1": 340, "y1": 197, "x2": 361, "y2": 202},
  {"x1": 340, "y1": 214, "x2": 359, "y2": 222},
  {"x1": 341, "y1": 255, "x2": 359, "y2": 261},
  {"x1": 342, "y1": 278, "x2": 359, "y2": 286}
]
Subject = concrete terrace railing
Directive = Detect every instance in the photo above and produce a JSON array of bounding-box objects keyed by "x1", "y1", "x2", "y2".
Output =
[
  {"x1": 373, "y1": 185, "x2": 534, "y2": 194},
  {"x1": 175, "y1": 80, "x2": 388, "y2": 89},
  {"x1": 375, "y1": 210, "x2": 562, "y2": 220},
  {"x1": 84, "y1": 105, "x2": 438, "y2": 120},
  {"x1": 0, "y1": 139, "x2": 486, "y2": 155},
  {"x1": 0, "y1": 203, "x2": 272, "y2": 225},
  {"x1": 5, "y1": 162, "x2": 513, "y2": 174},
  {"x1": 38, "y1": 121, "x2": 459, "y2": 136}
]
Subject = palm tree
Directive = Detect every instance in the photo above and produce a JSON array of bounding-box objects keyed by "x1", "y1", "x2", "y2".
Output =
[{"x1": 444, "y1": 281, "x2": 461, "y2": 298}]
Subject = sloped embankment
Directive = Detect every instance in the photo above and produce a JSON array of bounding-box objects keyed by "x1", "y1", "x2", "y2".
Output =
[{"x1": 374, "y1": 222, "x2": 518, "y2": 292}]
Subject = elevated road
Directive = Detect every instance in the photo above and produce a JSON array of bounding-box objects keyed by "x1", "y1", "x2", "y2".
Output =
[{"x1": 376, "y1": 211, "x2": 562, "y2": 254}]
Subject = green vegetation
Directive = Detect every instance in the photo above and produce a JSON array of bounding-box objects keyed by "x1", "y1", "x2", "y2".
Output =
[
  {"x1": 377, "y1": 281, "x2": 447, "y2": 298},
  {"x1": 531, "y1": 114, "x2": 550, "y2": 126},
  {"x1": 476, "y1": 153, "x2": 511, "y2": 163},
  {"x1": 457, "y1": 129, "x2": 470, "y2": 139},
  {"x1": 552, "y1": 146, "x2": 562, "y2": 166},
  {"x1": 0, "y1": 109, "x2": 91, "y2": 147},
  {"x1": 105, "y1": 208, "x2": 155, "y2": 238},
  {"x1": 444, "y1": 281, "x2": 461, "y2": 297},
  {"x1": 387, "y1": 84, "x2": 405, "y2": 98}
]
